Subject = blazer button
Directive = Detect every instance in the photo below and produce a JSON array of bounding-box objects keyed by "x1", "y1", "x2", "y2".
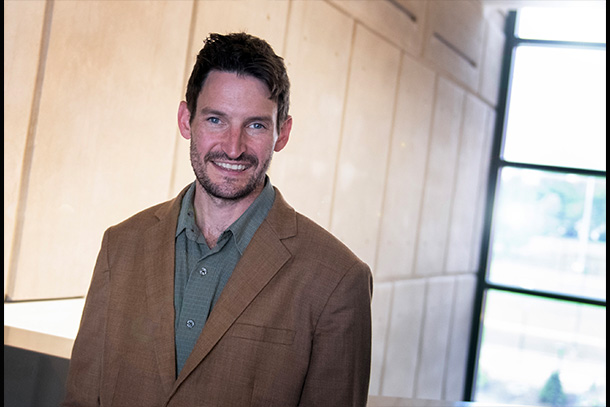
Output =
[{"x1": 186, "y1": 319, "x2": 195, "y2": 328}]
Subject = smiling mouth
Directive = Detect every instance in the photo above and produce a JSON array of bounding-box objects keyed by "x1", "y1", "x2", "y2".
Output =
[{"x1": 214, "y1": 161, "x2": 248, "y2": 171}]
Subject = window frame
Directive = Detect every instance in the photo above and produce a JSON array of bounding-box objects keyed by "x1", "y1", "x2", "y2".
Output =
[{"x1": 463, "y1": 9, "x2": 606, "y2": 401}]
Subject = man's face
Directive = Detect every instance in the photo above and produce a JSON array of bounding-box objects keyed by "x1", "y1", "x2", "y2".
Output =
[{"x1": 179, "y1": 70, "x2": 291, "y2": 201}]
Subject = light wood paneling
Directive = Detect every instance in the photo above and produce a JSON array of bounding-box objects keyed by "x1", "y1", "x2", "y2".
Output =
[
  {"x1": 444, "y1": 274, "x2": 477, "y2": 400},
  {"x1": 4, "y1": 0, "x2": 47, "y2": 297},
  {"x1": 330, "y1": 25, "x2": 401, "y2": 267},
  {"x1": 375, "y1": 55, "x2": 435, "y2": 281},
  {"x1": 381, "y1": 279, "x2": 426, "y2": 398},
  {"x1": 8, "y1": 0, "x2": 192, "y2": 300},
  {"x1": 478, "y1": 14, "x2": 506, "y2": 106},
  {"x1": 329, "y1": 0, "x2": 425, "y2": 56},
  {"x1": 424, "y1": 0, "x2": 485, "y2": 91},
  {"x1": 170, "y1": 0, "x2": 290, "y2": 196},
  {"x1": 445, "y1": 95, "x2": 490, "y2": 274},
  {"x1": 369, "y1": 282, "x2": 394, "y2": 396},
  {"x1": 269, "y1": 1, "x2": 353, "y2": 228},
  {"x1": 414, "y1": 276, "x2": 455, "y2": 399},
  {"x1": 414, "y1": 77, "x2": 465, "y2": 276}
]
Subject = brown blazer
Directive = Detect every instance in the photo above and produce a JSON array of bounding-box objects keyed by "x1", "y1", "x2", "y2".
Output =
[{"x1": 63, "y1": 186, "x2": 373, "y2": 407}]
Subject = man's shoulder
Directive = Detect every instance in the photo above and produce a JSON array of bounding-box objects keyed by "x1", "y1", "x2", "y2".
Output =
[
  {"x1": 106, "y1": 186, "x2": 188, "y2": 237},
  {"x1": 267, "y1": 188, "x2": 367, "y2": 269},
  {"x1": 292, "y1": 211, "x2": 368, "y2": 269}
]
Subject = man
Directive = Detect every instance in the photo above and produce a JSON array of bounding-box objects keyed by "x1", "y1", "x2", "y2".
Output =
[{"x1": 63, "y1": 32, "x2": 372, "y2": 407}]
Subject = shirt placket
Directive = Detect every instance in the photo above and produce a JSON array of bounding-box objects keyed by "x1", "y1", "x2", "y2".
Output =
[{"x1": 175, "y1": 238, "x2": 229, "y2": 374}]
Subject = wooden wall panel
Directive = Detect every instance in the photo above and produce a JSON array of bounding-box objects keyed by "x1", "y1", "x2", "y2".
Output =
[
  {"x1": 445, "y1": 95, "x2": 490, "y2": 273},
  {"x1": 330, "y1": 25, "x2": 401, "y2": 267},
  {"x1": 444, "y1": 274, "x2": 477, "y2": 400},
  {"x1": 4, "y1": 0, "x2": 47, "y2": 297},
  {"x1": 375, "y1": 55, "x2": 435, "y2": 281},
  {"x1": 414, "y1": 77, "x2": 465, "y2": 276},
  {"x1": 478, "y1": 12, "x2": 506, "y2": 106},
  {"x1": 329, "y1": 0, "x2": 425, "y2": 56},
  {"x1": 170, "y1": 0, "x2": 290, "y2": 196},
  {"x1": 369, "y1": 282, "x2": 393, "y2": 395},
  {"x1": 269, "y1": 1, "x2": 353, "y2": 228},
  {"x1": 381, "y1": 279, "x2": 426, "y2": 398},
  {"x1": 424, "y1": 0, "x2": 484, "y2": 91},
  {"x1": 414, "y1": 276, "x2": 455, "y2": 399},
  {"x1": 8, "y1": 0, "x2": 192, "y2": 300}
]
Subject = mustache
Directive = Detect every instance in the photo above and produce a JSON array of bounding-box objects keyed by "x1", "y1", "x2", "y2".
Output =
[{"x1": 204, "y1": 151, "x2": 258, "y2": 166}]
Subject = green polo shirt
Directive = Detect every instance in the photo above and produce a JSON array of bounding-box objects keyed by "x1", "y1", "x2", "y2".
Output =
[{"x1": 174, "y1": 177, "x2": 275, "y2": 376}]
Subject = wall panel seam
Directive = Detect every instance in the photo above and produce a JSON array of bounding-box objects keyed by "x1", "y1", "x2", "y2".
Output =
[
  {"x1": 327, "y1": 20, "x2": 358, "y2": 230},
  {"x1": 6, "y1": 0, "x2": 55, "y2": 301},
  {"x1": 168, "y1": 0, "x2": 198, "y2": 198},
  {"x1": 411, "y1": 278, "x2": 430, "y2": 397},
  {"x1": 441, "y1": 275, "x2": 460, "y2": 400},
  {"x1": 377, "y1": 282, "x2": 396, "y2": 395},
  {"x1": 280, "y1": 0, "x2": 293, "y2": 58},
  {"x1": 441, "y1": 92, "x2": 469, "y2": 274},
  {"x1": 375, "y1": 270, "x2": 477, "y2": 284},
  {"x1": 410, "y1": 73, "x2": 439, "y2": 277},
  {"x1": 372, "y1": 51, "x2": 405, "y2": 276}
]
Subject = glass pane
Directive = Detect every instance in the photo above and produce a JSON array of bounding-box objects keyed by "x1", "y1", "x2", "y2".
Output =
[
  {"x1": 503, "y1": 45, "x2": 606, "y2": 171},
  {"x1": 517, "y1": 7, "x2": 607, "y2": 43},
  {"x1": 475, "y1": 290, "x2": 606, "y2": 407},
  {"x1": 488, "y1": 168, "x2": 606, "y2": 300}
]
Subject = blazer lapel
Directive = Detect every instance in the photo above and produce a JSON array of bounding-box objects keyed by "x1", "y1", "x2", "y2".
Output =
[
  {"x1": 143, "y1": 188, "x2": 189, "y2": 395},
  {"x1": 171, "y1": 189, "x2": 296, "y2": 393}
]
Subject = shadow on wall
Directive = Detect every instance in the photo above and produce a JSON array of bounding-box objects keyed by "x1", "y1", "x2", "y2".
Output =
[{"x1": 4, "y1": 346, "x2": 69, "y2": 407}]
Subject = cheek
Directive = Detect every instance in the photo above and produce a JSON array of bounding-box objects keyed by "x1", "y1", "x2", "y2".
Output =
[
  {"x1": 254, "y1": 140, "x2": 277, "y2": 159},
  {"x1": 191, "y1": 132, "x2": 218, "y2": 152}
]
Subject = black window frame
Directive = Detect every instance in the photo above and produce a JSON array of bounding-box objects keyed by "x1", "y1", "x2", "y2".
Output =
[{"x1": 463, "y1": 9, "x2": 607, "y2": 402}]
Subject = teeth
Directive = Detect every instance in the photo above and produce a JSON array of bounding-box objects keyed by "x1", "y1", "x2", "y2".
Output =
[{"x1": 216, "y1": 162, "x2": 247, "y2": 171}]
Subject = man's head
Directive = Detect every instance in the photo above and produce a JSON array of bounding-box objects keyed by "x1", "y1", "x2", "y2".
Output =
[
  {"x1": 185, "y1": 32, "x2": 290, "y2": 133},
  {"x1": 178, "y1": 33, "x2": 292, "y2": 202}
]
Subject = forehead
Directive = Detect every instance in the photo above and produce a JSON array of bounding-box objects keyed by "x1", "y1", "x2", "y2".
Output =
[{"x1": 198, "y1": 70, "x2": 273, "y2": 107}]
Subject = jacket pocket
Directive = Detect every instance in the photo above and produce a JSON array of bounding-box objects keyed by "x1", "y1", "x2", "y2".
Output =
[{"x1": 231, "y1": 323, "x2": 295, "y2": 345}]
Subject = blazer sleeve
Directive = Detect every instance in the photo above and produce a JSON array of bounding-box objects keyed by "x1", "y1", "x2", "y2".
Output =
[
  {"x1": 298, "y1": 261, "x2": 373, "y2": 407},
  {"x1": 62, "y1": 230, "x2": 111, "y2": 407}
]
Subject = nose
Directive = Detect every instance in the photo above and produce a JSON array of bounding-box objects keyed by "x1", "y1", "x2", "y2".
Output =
[{"x1": 222, "y1": 127, "x2": 246, "y2": 159}]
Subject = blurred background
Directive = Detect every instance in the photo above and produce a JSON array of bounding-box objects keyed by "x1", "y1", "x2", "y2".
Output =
[{"x1": 4, "y1": 0, "x2": 606, "y2": 406}]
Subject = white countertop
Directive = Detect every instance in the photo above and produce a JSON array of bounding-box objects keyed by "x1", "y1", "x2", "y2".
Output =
[{"x1": 4, "y1": 298, "x2": 85, "y2": 359}]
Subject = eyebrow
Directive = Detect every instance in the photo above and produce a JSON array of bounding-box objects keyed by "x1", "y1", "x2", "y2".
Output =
[{"x1": 199, "y1": 108, "x2": 227, "y2": 118}]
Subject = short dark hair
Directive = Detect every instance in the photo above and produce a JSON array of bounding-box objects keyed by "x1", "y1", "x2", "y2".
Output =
[{"x1": 185, "y1": 32, "x2": 290, "y2": 132}]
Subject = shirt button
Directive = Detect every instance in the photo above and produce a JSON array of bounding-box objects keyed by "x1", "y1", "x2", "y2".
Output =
[
  {"x1": 186, "y1": 319, "x2": 195, "y2": 328},
  {"x1": 199, "y1": 267, "x2": 207, "y2": 276}
]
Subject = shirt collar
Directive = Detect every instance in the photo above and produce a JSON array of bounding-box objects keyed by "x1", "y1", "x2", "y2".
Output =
[
  {"x1": 229, "y1": 176, "x2": 275, "y2": 254},
  {"x1": 176, "y1": 177, "x2": 275, "y2": 254}
]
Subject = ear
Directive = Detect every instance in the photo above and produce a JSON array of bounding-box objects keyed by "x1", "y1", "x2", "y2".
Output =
[
  {"x1": 177, "y1": 101, "x2": 192, "y2": 140},
  {"x1": 274, "y1": 116, "x2": 292, "y2": 152}
]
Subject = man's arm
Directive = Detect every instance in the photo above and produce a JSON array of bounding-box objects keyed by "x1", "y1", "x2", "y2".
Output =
[
  {"x1": 62, "y1": 230, "x2": 111, "y2": 407},
  {"x1": 299, "y1": 261, "x2": 373, "y2": 407}
]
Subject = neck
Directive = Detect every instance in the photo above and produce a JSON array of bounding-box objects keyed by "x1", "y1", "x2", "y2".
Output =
[{"x1": 192, "y1": 182, "x2": 263, "y2": 248}]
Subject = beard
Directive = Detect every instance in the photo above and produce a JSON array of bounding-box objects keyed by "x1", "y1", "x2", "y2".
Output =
[{"x1": 190, "y1": 140, "x2": 272, "y2": 201}]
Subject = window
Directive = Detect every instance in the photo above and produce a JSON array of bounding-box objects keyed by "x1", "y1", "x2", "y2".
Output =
[{"x1": 466, "y1": 7, "x2": 606, "y2": 407}]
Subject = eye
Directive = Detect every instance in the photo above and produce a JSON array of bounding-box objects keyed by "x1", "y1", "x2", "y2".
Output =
[
  {"x1": 207, "y1": 117, "x2": 221, "y2": 125},
  {"x1": 249, "y1": 122, "x2": 266, "y2": 130}
]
